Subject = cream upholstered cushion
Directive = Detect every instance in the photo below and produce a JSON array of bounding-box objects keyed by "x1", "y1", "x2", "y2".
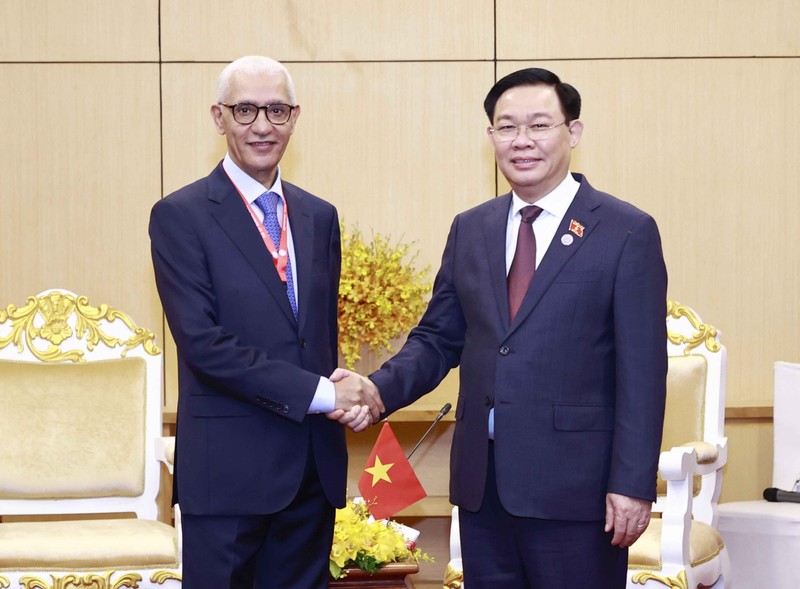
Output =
[
  {"x1": 0, "y1": 519, "x2": 178, "y2": 569},
  {"x1": 680, "y1": 440, "x2": 718, "y2": 464},
  {"x1": 0, "y1": 358, "x2": 146, "y2": 499},
  {"x1": 628, "y1": 519, "x2": 725, "y2": 570},
  {"x1": 657, "y1": 354, "x2": 707, "y2": 495},
  {"x1": 662, "y1": 355, "x2": 706, "y2": 452}
]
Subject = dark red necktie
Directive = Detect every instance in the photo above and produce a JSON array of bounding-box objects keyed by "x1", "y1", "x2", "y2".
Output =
[{"x1": 507, "y1": 205, "x2": 543, "y2": 321}]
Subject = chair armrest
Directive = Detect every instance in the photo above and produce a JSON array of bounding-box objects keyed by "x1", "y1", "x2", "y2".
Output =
[
  {"x1": 673, "y1": 437, "x2": 728, "y2": 473},
  {"x1": 155, "y1": 436, "x2": 175, "y2": 475},
  {"x1": 658, "y1": 446, "x2": 697, "y2": 566},
  {"x1": 154, "y1": 439, "x2": 182, "y2": 562},
  {"x1": 445, "y1": 506, "x2": 464, "y2": 588},
  {"x1": 657, "y1": 436, "x2": 728, "y2": 565}
]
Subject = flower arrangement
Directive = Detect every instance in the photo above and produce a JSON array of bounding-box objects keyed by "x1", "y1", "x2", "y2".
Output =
[
  {"x1": 338, "y1": 224, "x2": 431, "y2": 369},
  {"x1": 329, "y1": 500, "x2": 432, "y2": 580}
]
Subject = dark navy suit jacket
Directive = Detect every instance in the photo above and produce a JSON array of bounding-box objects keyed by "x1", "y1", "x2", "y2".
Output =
[
  {"x1": 149, "y1": 162, "x2": 345, "y2": 515},
  {"x1": 371, "y1": 174, "x2": 668, "y2": 521}
]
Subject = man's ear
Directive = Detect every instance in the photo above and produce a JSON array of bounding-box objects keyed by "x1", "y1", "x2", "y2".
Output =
[
  {"x1": 568, "y1": 119, "x2": 584, "y2": 148},
  {"x1": 210, "y1": 104, "x2": 226, "y2": 135}
]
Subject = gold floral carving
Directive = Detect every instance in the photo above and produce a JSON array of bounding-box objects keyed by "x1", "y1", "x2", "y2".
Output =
[
  {"x1": 443, "y1": 562, "x2": 464, "y2": 588},
  {"x1": 0, "y1": 291, "x2": 159, "y2": 363},
  {"x1": 18, "y1": 572, "x2": 142, "y2": 589},
  {"x1": 631, "y1": 569, "x2": 688, "y2": 589},
  {"x1": 666, "y1": 300, "x2": 720, "y2": 355},
  {"x1": 149, "y1": 571, "x2": 182, "y2": 584},
  {"x1": 0, "y1": 576, "x2": 10, "y2": 588}
]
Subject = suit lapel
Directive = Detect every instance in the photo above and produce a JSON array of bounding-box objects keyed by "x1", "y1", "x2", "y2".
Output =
[
  {"x1": 208, "y1": 165, "x2": 297, "y2": 325},
  {"x1": 284, "y1": 183, "x2": 314, "y2": 331},
  {"x1": 482, "y1": 194, "x2": 514, "y2": 328},
  {"x1": 507, "y1": 178, "x2": 602, "y2": 334}
]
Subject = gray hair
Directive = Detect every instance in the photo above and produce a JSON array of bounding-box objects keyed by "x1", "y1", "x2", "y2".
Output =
[{"x1": 216, "y1": 56, "x2": 297, "y2": 105}]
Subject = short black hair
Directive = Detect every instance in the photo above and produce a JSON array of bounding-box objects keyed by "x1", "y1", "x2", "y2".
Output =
[{"x1": 484, "y1": 68, "x2": 581, "y2": 123}]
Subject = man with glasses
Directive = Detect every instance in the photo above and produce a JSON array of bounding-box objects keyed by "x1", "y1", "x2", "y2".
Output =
[
  {"x1": 361, "y1": 67, "x2": 668, "y2": 588},
  {"x1": 149, "y1": 56, "x2": 381, "y2": 589}
]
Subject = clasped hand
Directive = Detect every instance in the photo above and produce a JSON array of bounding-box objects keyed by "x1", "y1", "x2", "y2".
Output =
[{"x1": 326, "y1": 368, "x2": 384, "y2": 432}]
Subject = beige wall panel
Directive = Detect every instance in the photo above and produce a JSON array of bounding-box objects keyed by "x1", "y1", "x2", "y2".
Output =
[
  {"x1": 0, "y1": 1, "x2": 159, "y2": 61},
  {"x1": 495, "y1": 59, "x2": 800, "y2": 407},
  {"x1": 720, "y1": 420, "x2": 773, "y2": 502},
  {"x1": 160, "y1": 0, "x2": 493, "y2": 61},
  {"x1": 160, "y1": 61, "x2": 497, "y2": 412},
  {"x1": 497, "y1": 0, "x2": 800, "y2": 59},
  {"x1": 0, "y1": 64, "x2": 163, "y2": 353},
  {"x1": 285, "y1": 61, "x2": 496, "y2": 285},
  {"x1": 160, "y1": 64, "x2": 228, "y2": 196}
]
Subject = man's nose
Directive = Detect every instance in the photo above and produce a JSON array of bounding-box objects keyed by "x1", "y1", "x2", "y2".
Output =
[{"x1": 250, "y1": 109, "x2": 274, "y2": 131}]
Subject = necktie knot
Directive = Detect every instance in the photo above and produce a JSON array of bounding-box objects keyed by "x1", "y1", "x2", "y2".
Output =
[
  {"x1": 254, "y1": 191, "x2": 280, "y2": 217},
  {"x1": 520, "y1": 205, "x2": 543, "y2": 225}
]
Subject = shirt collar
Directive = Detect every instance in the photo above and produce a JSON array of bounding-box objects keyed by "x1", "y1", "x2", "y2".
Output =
[
  {"x1": 222, "y1": 153, "x2": 284, "y2": 204},
  {"x1": 510, "y1": 172, "x2": 580, "y2": 219}
]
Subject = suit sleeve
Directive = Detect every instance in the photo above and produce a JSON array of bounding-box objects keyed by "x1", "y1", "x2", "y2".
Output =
[
  {"x1": 328, "y1": 210, "x2": 342, "y2": 369},
  {"x1": 149, "y1": 196, "x2": 321, "y2": 423},
  {"x1": 370, "y1": 216, "x2": 466, "y2": 414},
  {"x1": 607, "y1": 212, "x2": 669, "y2": 501}
]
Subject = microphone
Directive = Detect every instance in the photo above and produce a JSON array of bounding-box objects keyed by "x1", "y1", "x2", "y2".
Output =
[
  {"x1": 406, "y1": 403, "x2": 452, "y2": 460},
  {"x1": 763, "y1": 487, "x2": 800, "y2": 503}
]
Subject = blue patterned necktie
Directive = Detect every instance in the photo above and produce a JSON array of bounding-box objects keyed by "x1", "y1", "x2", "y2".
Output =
[{"x1": 254, "y1": 191, "x2": 298, "y2": 319}]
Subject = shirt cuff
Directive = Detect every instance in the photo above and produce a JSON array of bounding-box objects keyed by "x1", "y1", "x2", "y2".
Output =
[
  {"x1": 308, "y1": 376, "x2": 336, "y2": 414},
  {"x1": 488, "y1": 407, "x2": 495, "y2": 440}
]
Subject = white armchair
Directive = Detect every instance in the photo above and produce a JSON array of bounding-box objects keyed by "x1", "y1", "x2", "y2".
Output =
[
  {"x1": 0, "y1": 289, "x2": 181, "y2": 589},
  {"x1": 627, "y1": 301, "x2": 730, "y2": 588},
  {"x1": 716, "y1": 361, "x2": 800, "y2": 588}
]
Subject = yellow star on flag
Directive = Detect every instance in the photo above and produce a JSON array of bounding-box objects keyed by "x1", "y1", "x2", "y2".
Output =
[{"x1": 365, "y1": 455, "x2": 394, "y2": 487}]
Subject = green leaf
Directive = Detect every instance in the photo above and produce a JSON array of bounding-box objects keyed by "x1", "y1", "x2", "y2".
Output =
[{"x1": 329, "y1": 561, "x2": 343, "y2": 579}]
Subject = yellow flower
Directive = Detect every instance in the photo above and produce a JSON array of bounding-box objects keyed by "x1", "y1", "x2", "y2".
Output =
[
  {"x1": 338, "y1": 223, "x2": 431, "y2": 369},
  {"x1": 329, "y1": 500, "x2": 432, "y2": 579}
]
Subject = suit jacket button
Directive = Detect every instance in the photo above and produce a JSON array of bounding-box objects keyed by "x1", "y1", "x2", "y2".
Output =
[
  {"x1": 281, "y1": 405, "x2": 290, "y2": 414},
  {"x1": 484, "y1": 396, "x2": 493, "y2": 407},
  {"x1": 499, "y1": 345, "x2": 510, "y2": 356},
  {"x1": 300, "y1": 339, "x2": 308, "y2": 349}
]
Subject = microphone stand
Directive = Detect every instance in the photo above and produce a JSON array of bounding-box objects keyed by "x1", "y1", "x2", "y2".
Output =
[{"x1": 406, "y1": 403, "x2": 452, "y2": 460}]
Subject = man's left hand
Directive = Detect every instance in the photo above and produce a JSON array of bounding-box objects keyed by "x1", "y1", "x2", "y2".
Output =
[{"x1": 605, "y1": 492, "x2": 652, "y2": 548}]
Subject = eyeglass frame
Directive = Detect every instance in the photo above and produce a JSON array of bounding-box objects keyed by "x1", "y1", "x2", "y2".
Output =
[
  {"x1": 488, "y1": 120, "x2": 571, "y2": 142},
  {"x1": 218, "y1": 102, "x2": 297, "y2": 126}
]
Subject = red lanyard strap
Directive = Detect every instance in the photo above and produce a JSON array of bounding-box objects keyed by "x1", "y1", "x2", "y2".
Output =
[{"x1": 227, "y1": 174, "x2": 290, "y2": 283}]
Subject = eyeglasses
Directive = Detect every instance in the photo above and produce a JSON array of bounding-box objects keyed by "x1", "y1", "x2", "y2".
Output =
[
  {"x1": 489, "y1": 121, "x2": 568, "y2": 142},
  {"x1": 219, "y1": 102, "x2": 296, "y2": 125}
]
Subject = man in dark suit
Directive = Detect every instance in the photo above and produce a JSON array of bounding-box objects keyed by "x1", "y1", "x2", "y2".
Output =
[
  {"x1": 364, "y1": 68, "x2": 668, "y2": 588},
  {"x1": 149, "y1": 56, "x2": 380, "y2": 589}
]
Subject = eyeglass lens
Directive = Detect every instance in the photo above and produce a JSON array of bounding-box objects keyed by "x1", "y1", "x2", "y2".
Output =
[{"x1": 232, "y1": 103, "x2": 292, "y2": 125}]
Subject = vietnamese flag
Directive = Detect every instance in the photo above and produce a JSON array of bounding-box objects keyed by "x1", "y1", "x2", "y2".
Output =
[{"x1": 358, "y1": 422, "x2": 427, "y2": 519}]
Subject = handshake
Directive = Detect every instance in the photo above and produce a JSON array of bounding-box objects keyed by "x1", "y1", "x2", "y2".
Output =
[{"x1": 325, "y1": 368, "x2": 384, "y2": 432}]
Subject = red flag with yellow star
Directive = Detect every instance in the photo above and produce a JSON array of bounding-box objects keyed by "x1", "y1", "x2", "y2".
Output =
[{"x1": 358, "y1": 422, "x2": 427, "y2": 519}]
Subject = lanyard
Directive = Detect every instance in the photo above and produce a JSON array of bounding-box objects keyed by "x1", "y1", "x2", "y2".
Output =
[{"x1": 227, "y1": 176, "x2": 290, "y2": 283}]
